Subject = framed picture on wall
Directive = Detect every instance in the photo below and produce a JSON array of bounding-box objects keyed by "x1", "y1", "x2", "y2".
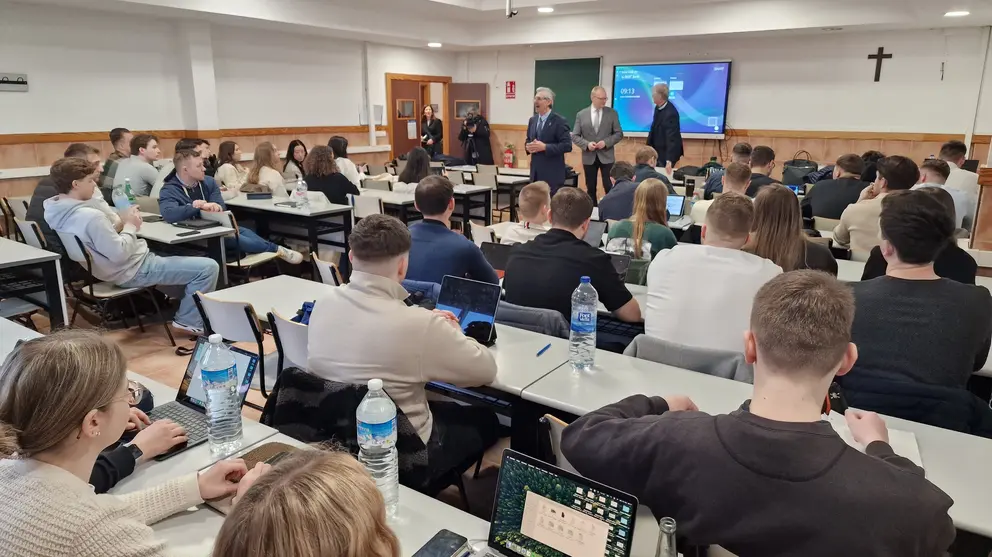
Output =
[
  {"x1": 396, "y1": 99, "x2": 415, "y2": 119},
  {"x1": 430, "y1": 103, "x2": 439, "y2": 113},
  {"x1": 455, "y1": 100, "x2": 481, "y2": 119}
]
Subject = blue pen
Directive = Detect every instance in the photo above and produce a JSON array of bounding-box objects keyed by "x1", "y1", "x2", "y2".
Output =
[{"x1": 536, "y1": 343, "x2": 552, "y2": 357}]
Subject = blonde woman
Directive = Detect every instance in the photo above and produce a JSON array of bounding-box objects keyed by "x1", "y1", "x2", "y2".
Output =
[
  {"x1": 606, "y1": 178, "x2": 677, "y2": 260},
  {"x1": 0, "y1": 330, "x2": 250, "y2": 557},
  {"x1": 245, "y1": 142, "x2": 288, "y2": 197},
  {"x1": 746, "y1": 184, "x2": 837, "y2": 275},
  {"x1": 213, "y1": 450, "x2": 401, "y2": 557},
  {"x1": 215, "y1": 141, "x2": 248, "y2": 200}
]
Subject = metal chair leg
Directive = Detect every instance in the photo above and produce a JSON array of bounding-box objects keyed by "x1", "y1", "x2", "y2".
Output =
[
  {"x1": 69, "y1": 299, "x2": 80, "y2": 327},
  {"x1": 126, "y1": 295, "x2": 145, "y2": 333},
  {"x1": 146, "y1": 289, "x2": 175, "y2": 347},
  {"x1": 473, "y1": 458, "x2": 483, "y2": 479},
  {"x1": 454, "y1": 473, "x2": 471, "y2": 513}
]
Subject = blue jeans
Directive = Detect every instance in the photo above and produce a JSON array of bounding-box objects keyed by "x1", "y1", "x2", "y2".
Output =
[
  {"x1": 119, "y1": 253, "x2": 219, "y2": 328},
  {"x1": 225, "y1": 226, "x2": 278, "y2": 258}
]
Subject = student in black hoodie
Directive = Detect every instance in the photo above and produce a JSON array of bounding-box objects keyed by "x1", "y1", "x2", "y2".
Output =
[
  {"x1": 745, "y1": 145, "x2": 779, "y2": 197},
  {"x1": 801, "y1": 154, "x2": 869, "y2": 219},
  {"x1": 562, "y1": 271, "x2": 954, "y2": 557}
]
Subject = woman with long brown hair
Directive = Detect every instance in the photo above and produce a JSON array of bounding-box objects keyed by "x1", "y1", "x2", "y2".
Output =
[
  {"x1": 245, "y1": 142, "x2": 288, "y2": 197},
  {"x1": 605, "y1": 178, "x2": 677, "y2": 260},
  {"x1": 215, "y1": 141, "x2": 248, "y2": 199},
  {"x1": 746, "y1": 184, "x2": 837, "y2": 275},
  {"x1": 213, "y1": 450, "x2": 400, "y2": 557},
  {"x1": 303, "y1": 145, "x2": 360, "y2": 205}
]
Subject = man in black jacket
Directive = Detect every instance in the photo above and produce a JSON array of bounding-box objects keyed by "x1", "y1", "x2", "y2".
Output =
[
  {"x1": 801, "y1": 154, "x2": 868, "y2": 219},
  {"x1": 562, "y1": 271, "x2": 954, "y2": 557},
  {"x1": 458, "y1": 110, "x2": 494, "y2": 165},
  {"x1": 746, "y1": 145, "x2": 779, "y2": 197},
  {"x1": 645, "y1": 83, "x2": 683, "y2": 175}
]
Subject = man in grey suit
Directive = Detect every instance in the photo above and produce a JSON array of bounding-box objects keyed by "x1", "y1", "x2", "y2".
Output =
[{"x1": 572, "y1": 86, "x2": 624, "y2": 205}]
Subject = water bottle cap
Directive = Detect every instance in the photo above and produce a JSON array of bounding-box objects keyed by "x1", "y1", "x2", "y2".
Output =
[
  {"x1": 368, "y1": 378, "x2": 383, "y2": 391},
  {"x1": 580, "y1": 276, "x2": 591, "y2": 283},
  {"x1": 208, "y1": 333, "x2": 223, "y2": 344}
]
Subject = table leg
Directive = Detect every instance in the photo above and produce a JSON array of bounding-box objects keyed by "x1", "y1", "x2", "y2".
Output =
[
  {"x1": 41, "y1": 259, "x2": 66, "y2": 329},
  {"x1": 462, "y1": 194, "x2": 473, "y2": 240},
  {"x1": 509, "y1": 183, "x2": 519, "y2": 222},
  {"x1": 399, "y1": 204, "x2": 409, "y2": 225},
  {"x1": 484, "y1": 191, "x2": 493, "y2": 226},
  {"x1": 206, "y1": 237, "x2": 229, "y2": 288},
  {"x1": 307, "y1": 218, "x2": 319, "y2": 257},
  {"x1": 339, "y1": 214, "x2": 352, "y2": 280}
]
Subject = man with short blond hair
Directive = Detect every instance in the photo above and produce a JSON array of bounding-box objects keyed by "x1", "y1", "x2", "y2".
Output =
[
  {"x1": 646, "y1": 193, "x2": 781, "y2": 352},
  {"x1": 690, "y1": 162, "x2": 751, "y2": 224},
  {"x1": 500, "y1": 181, "x2": 552, "y2": 245},
  {"x1": 703, "y1": 142, "x2": 751, "y2": 199},
  {"x1": 913, "y1": 158, "x2": 973, "y2": 230},
  {"x1": 572, "y1": 86, "x2": 624, "y2": 204}
]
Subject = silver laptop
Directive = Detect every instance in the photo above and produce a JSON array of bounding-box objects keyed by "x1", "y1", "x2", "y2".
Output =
[{"x1": 667, "y1": 194, "x2": 692, "y2": 230}]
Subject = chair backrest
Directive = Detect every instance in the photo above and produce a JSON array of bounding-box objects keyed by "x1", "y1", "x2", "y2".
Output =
[
  {"x1": 366, "y1": 164, "x2": 388, "y2": 176},
  {"x1": 473, "y1": 173, "x2": 497, "y2": 190},
  {"x1": 363, "y1": 180, "x2": 392, "y2": 192},
  {"x1": 198, "y1": 209, "x2": 234, "y2": 229},
  {"x1": 673, "y1": 185, "x2": 686, "y2": 196},
  {"x1": 496, "y1": 301, "x2": 569, "y2": 338},
  {"x1": 13, "y1": 219, "x2": 45, "y2": 249},
  {"x1": 813, "y1": 216, "x2": 840, "y2": 233},
  {"x1": 395, "y1": 160, "x2": 408, "y2": 173},
  {"x1": 56, "y1": 231, "x2": 88, "y2": 263},
  {"x1": 477, "y1": 164, "x2": 498, "y2": 175},
  {"x1": 467, "y1": 221, "x2": 495, "y2": 247},
  {"x1": 268, "y1": 310, "x2": 309, "y2": 370},
  {"x1": 850, "y1": 249, "x2": 870, "y2": 262},
  {"x1": 623, "y1": 334, "x2": 754, "y2": 383},
  {"x1": 311, "y1": 253, "x2": 342, "y2": 286},
  {"x1": 349, "y1": 194, "x2": 383, "y2": 219},
  {"x1": 134, "y1": 196, "x2": 159, "y2": 215},
  {"x1": 4, "y1": 198, "x2": 28, "y2": 220},
  {"x1": 447, "y1": 170, "x2": 466, "y2": 185},
  {"x1": 542, "y1": 414, "x2": 576, "y2": 473},
  {"x1": 193, "y1": 291, "x2": 262, "y2": 343}
]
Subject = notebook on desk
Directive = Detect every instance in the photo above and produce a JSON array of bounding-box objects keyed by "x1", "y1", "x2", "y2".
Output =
[{"x1": 825, "y1": 411, "x2": 923, "y2": 468}]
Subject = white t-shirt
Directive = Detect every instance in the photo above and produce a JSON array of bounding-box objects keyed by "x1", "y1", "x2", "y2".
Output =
[
  {"x1": 499, "y1": 222, "x2": 550, "y2": 245},
  {"x1": 645, "y1": 244, "x2": 782, "y2": 353},
  {"x1": 944, "y1": 162, "x2": 979, "y2": 199}
]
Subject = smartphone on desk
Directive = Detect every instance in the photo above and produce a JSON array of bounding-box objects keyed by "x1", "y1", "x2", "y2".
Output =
[{"x1": 413, "y1": 529, "x2": 469, "y2": 557}]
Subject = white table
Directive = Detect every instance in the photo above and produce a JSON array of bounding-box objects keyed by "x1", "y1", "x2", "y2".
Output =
[
  {"x1": 207, "y1": 274, "x2": 334, "y2": 321},
  {"x1": 836, "y1": 259, "x2": 864, "y2": 282},
  {"x1": 361, "y1": 185, "x2": 494, "y2": 238},
  {"x1": 0, "y1": 316, "x2": 42, "y2": 355},
  {"x1": 136, "y1": 213, "x2": 235, "y2": 287},
  {"x1": 0, "y1": 236, "x2": 67, "y2": 328}
]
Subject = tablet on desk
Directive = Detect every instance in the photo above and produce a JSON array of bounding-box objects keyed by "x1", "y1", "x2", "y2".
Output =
[{"x1": 435, "y1": 275, "x2": 501, "y2": 346}]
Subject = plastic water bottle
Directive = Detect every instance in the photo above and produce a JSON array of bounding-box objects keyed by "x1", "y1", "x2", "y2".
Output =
[
  {"x1": 357, "y1": 378, "x2": 399, "y2": 518},
  {"x1": 569, "y1": 276, "x2": 598, "y2": 372},
  {"x1": 293, "y1": 178, "x2": 310, "y2": 209},
  {"x1": 200, "y1": 334, "x2": 243, "y2": 456},
  {"x1": 112, "y1": 180, "x2": 132, "y2": 211}
]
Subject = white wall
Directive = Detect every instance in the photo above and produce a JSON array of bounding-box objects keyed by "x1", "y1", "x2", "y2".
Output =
[
  {"x1": 0, "y1": 2, "x2": 189, "y2": 133},
  {"x1": 366, "y1": 43, "x2": 459, "y2": 122},
  {"x1": 465, "y1": 29, "x2": 989, "y2": 134}
]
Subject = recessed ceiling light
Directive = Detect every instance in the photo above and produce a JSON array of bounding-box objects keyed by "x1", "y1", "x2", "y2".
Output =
[
  {"x1": 945, "y1": 10, "x2": 970, "y2": 17},
  {"x1": 538, "y1": 7, "x2": 555, "y2": 13},
  {"x1": 427, "y1": 42, "x2": 443, "y2": 48}
]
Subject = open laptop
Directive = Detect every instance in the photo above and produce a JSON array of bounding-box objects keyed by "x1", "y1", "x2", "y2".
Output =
[
  {"x1": 146, "y1": 336, "x2": 259, "y2": 461},
  {"x1": 481, "y1": 241, "x2": 513, "y2": 278},
  {"x1": 962, "y1": 159, "x2": 980, "y2": 173},
  {"x1": 422, "y1": 449, "x2": 639, "y2": 557},
  {"x1": 667, "y1": 195, "x2": 691, "y2": 229},
  {"x1": 583, "y1": 220, "x2": 608, "y2": 247},
  {"x1": 787, "y1": 184, "x2": 806, "y2": 195},
  {"x1": 435, "y1": 275, "x2": 502, "y2": 345}
]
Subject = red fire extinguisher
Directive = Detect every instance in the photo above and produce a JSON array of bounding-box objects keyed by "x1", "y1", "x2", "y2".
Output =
[{"x1": 503, "y1": 145, "x2": 514, "y2": 168}]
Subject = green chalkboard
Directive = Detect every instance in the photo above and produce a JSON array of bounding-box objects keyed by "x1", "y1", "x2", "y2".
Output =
[{"x1": 534, "y1": 58, "x2": 602, "y2": 129}]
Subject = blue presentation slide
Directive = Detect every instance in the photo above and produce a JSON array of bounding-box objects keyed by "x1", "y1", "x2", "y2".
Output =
[{"x1": 612, "y1": 62, "x2": 732, "y2": 136}]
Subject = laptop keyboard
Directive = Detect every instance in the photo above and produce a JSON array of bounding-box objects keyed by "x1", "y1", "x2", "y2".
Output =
[
  {"x1": 148, "y1": 403, "x2": 209, "y2": 444},
  {"x1": 597, "y1": 316, "x2": 646, "y2": 339}
]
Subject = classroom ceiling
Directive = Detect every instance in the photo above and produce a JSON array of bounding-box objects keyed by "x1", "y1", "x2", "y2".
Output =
[{"x1": 9, "y1": 0, "x2": 992, "y2": 49}]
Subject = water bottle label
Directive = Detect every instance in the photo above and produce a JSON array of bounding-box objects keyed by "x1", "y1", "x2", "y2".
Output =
[
  {"x1": 201, "y1": 364, "x2": 236, "y2": 384},
  {"x1": 358, "y1": 418, "x2": 397, "y2": 448},
  {"x1": 571, "y1": 311, "x2": 596, "y2": 334}
]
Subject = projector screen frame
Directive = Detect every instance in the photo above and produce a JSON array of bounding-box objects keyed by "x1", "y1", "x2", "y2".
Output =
[{"x1": 611, "y1": 59, "x2": 733, "y2": 140}]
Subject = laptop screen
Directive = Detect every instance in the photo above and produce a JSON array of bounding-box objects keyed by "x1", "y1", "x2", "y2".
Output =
[
  {"x1": 666, "y1": 195, "x2": 686, "y2": 218},
  {"x1": 490, "y1": 450, "x2": 638, "y2": 557},
  {"x1": 584, "y1": 221, "x2": 608, "y2": 247},
  {"x1": 481, "y1": 241, "x2": 513, "y2": 272},
  {"x1": 177, "y1": 337, "x2": 259, "y2": 410},
  {"x1": 436, "y1": 276, "x2": 502, "y2": 338}
]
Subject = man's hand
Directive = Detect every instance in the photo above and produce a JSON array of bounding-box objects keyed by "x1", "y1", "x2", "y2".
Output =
[
  {"x1": 596, "y1": 140, "x2": 607, "y2": 150},
  {"x1": 232, "y1": 462, "x2": 272, "y2": 506},
  {"x1": 202, "y1": 203, "x2": 224, "y2": 213},
  {"x1": 131, "y1": 419, "x2": 188, "y2": 463},
  {"x1": 526, "y1": 140, "x2": 547, "y2": 154},
  {"x1": 121, "y1": 207, "x2": 143, "y2": 230},
  {"x1": 192, "y1": 199, "x2": 207, "y2": 209},
  {"x1": 198, "y1": 459, "x2": 248, "y2": 501},
  {"x1": 665, "y1": 161, "x2": 673, "y2": 175},
  {"x1": 433, "y1": 309, "x2": 461, "y2": 330},
  {"x1": 125, "y1": 407, "x2": 151, "y2": 432},
  {"x1": 845, "y1": 409, "x2": 889, "y2": 446},
  {"x1": 426, "y1": 138, "x2": 434, "y2": 146},
  {"x1": 587, "y1": 143, "x2": 598, "y2": 151},
  {"x1": 663, "y1": 395, "x2": 699, "y2": 412},
  {"x1": 859, "y1": 183, "x2": 879, "y2": 202}
]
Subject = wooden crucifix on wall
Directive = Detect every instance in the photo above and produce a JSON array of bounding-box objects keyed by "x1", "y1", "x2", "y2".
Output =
[{"x1": 868, "y1": 47, "x2": 893, "y2": 82}]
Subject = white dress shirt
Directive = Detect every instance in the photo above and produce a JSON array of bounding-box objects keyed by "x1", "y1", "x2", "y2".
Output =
[
  {"x1": 942, "y1": 161, "x2": 979, "y2": 229},
  {"x1": 591, "y1": 106, "x2": 601, "y2": 133}
]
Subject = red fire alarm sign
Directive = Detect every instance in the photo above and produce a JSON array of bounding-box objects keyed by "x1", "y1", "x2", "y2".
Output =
[{"x1": 505, "y1": 81, "x2": 516, "y2": 99}]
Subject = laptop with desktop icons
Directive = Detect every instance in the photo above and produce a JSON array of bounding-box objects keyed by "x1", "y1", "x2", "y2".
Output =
[
  {"x1": 145, "y1": 336, "x2": 259, "y2": 461},
  {"x1": 415, "y1": 450, "x2": 639, "y2": 557},
  {"x1": 435, "y1": 275, "x2": 502, "y2": 346},
  {"x1": 667, "y1": 195, "x2": 692, "y2": 230}
]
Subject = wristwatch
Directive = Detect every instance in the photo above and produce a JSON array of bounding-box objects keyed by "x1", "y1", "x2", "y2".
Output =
[{"x1": 124, "y1": 442, "x2": 144, "y2": 462}]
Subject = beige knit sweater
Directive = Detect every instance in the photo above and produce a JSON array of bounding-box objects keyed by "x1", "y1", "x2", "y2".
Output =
[{"x1": 0, "y1": 458, "x2": 203, "y2": 557}]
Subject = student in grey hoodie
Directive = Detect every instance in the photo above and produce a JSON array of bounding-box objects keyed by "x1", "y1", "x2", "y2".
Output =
[{"x1": 44, "y1": 157, "x2": 219, "y2": 333}]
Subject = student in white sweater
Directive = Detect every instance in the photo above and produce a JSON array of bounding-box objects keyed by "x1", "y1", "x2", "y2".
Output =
[
  {"x1": 329, "y1": 135, "x2": 362, "y2": 188},
  {"x1": 282, "y1": 139, "x2": 307, "y2": 181},
  {"x1": 215, "y1": 141, "x2": 249, "y2": 200},
  {"x1": 0, "y1": 330, "x2": 257, "y2": 557},
  {"x1": 245, "y1": 142, "x2": 289, "y2": 197},
  {"x1": 500, "y1": 181, "x2": 551, "y2": 245}
]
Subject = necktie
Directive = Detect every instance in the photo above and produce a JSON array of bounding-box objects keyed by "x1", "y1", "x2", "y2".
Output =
[
  {"x1": 593, "y1": 109, "x2": 601, "y2": 133},
  {"x1": 537, "y1": 116, "x2": 545, "y2": 135}
]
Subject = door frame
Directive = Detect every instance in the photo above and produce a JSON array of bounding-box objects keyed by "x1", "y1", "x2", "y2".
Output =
[{"x1": 385, "y1": 73, "x2": 452, "y2": 160}]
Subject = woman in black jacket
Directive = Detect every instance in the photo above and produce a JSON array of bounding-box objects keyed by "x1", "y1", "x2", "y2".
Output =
[
  {"x1": 458, "y1": 110, "x2": 494, "y2": 165},
  {"x1": 421, "y1": 105, "x2": 443, "y2": 159},
  {"x1": 302, "y1": 145, "x2": 360, "y2": 205}
]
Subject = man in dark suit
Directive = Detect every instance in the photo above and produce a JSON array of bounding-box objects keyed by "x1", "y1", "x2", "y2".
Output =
[
  {"x1": 526, "y1": 87, "x2": 573, "y2": 194},
  {"x1": 572, "y1": 86, "x2": 624, "y2": 205},
  {"x1": 645, "y1": 83, "x2": 684, "y2": 175}
]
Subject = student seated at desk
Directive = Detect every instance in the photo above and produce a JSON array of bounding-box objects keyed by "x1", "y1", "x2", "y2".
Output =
[
  {"x1": 90, "y1": 407, "x2": 189, "y2": 494},
  {"x1": 393, "y1": 147, "x2": 431, "y2": 194},
  {"x1": 302, "y1": 145, "x2": 360, "y2": 205},
  {"x1": 562, "y1": 271, "x2": 955, "y2": 557},
  {"x1": 159, "y1": 150, "x2": 304, "y2": 264},
  {"x1": 632, "y1": 146, "x2": 674, "y2": 192},
  {"x1": 503, "y1": 188, "x2": 641, "y2": 323},
  {"x1": 45, "y1": 157, "x2": 220, "y2": 334},
  {"x1": 113, "y1": 134, "x2": 161, "y2": 197},
  {"x1": 833, "y1": 155, "x2": 916, "y2": 256},
  {"x1": 689, "y1": 161, "x2": 751, "y2": 224},
  {"x1": 307, "y1": 215, "x2": 500, "y2": 477},
  {"x1": 800, "y1": 154, "x2": 868, "y2": 220},
  {"x1": 605, "y1": 178, "x2": 676, "y2": 260},
  {"x1": 912, "y1": 158, "x2": 972, "y2": 231},
  {"x1": 746, "y1": 185, "x2": 837, "y2": 275},
  {"x1": 283, "y1": 139, "x2": 307, "y2": 181},
  {"x1": 597, "y1": 161, "x2": 638, "y2": 221},
  {"x1": 850, "y1": 189, "x2": 992, "y2": 389},
  {"x1": 107, "y1": 127, "x2": 132, "y2": 162},
  {"x1": 214, "y1": 140, "x2": 249, "y2": 200},
  {"x1": 152, "y1": 138, "x2": 213, "y2": 199},
  {"x1": 702, "y1": 142, "x2": 751, "y2": 200},
  {"x1": 212, "y1": 450, "x2": 400, "y2": 557},
  {"x1": 0, "y1": 330, "x2": 251, "y2": 557},
  {"x1": 329, "y1": 135, "x2": 362, "y2": 188},
  {"x1": 745, "y1": 145, "x2": 779, "y2": 197},
  {"x1": 862, "y1": 186, "x2": 976, "y2": 284},
  {"x1": 500, "y1": 181, "x2": 551, "y2": 245},
  {"x1": 244, "y1": 142, "x2": 289, "y2": 197},
  {"x1": 645, "y1": 194, "x2": 781, "y2": 352},
  {"x1": 405, "y1": 175, "x2": 499, "y2": 284}
]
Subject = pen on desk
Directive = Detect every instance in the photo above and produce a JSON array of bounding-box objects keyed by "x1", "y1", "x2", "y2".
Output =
[{"x1": 536, "y1": 343, "x2": 551, "y2": 357}]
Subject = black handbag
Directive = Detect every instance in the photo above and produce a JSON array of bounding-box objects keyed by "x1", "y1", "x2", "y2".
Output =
[{"x1": 782, "y1": 150, "x2": 819, "y2": 185}]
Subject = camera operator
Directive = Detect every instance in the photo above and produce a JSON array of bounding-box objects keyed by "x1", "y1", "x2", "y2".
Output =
[{"x1": 459, "y1": 110, "x2": 495, "y2": 165}]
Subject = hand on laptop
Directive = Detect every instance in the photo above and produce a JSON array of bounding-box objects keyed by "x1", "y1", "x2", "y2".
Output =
[
  {"x1": 131, "y1": 419, "x2": 188, "y2": 463},
  {"x1": 845, "y1": 409, "x2": 890, "y2": 446},
  {"x1": 198, "y1": 458, "x2": 249, "y2": 501},
  {"x1": 232, "y1": 462, "x2": 273, "y2": 507},
  {"x1": 663, "y1": 395, "x2": 698, "y2": 413},
  {"x1": 125, "y1": 407, "x2": 151, "y2": 432},
  {"x1": 433, "y1": 309, "x2": 460, "y2": 330}
]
